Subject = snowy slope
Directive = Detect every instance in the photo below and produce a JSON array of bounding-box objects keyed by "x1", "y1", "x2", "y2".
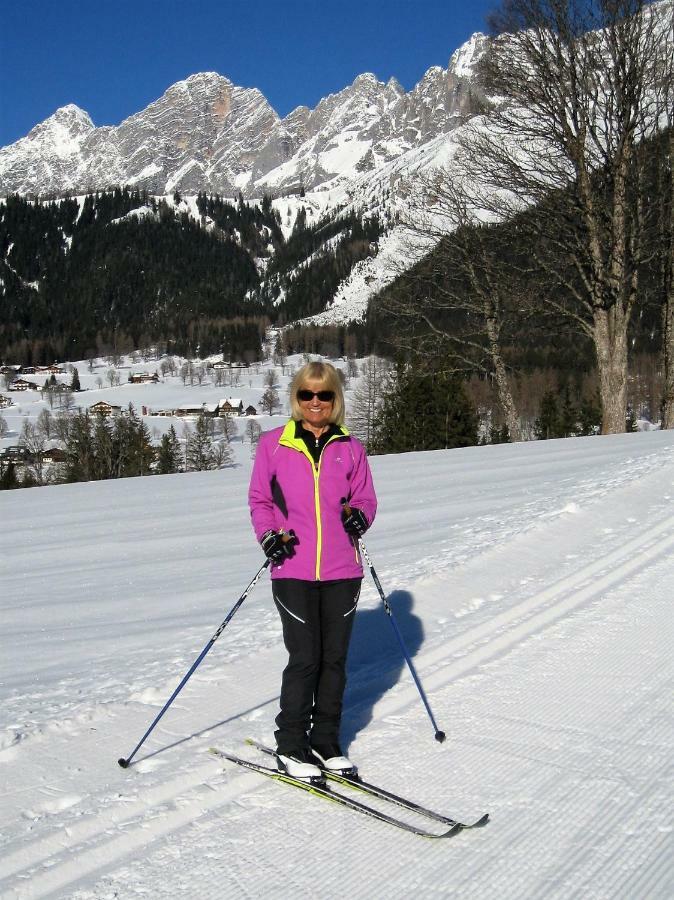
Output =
[{"x1": 1, "y1": 423, "x2": 673, "y2": 898}]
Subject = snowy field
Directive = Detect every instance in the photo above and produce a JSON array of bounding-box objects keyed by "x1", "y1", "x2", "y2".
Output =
[{"x1": 1, "y1": 424, "x2": 673, "y2": 898}]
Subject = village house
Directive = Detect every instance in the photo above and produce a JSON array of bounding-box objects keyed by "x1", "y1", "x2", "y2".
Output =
[
  {"x1": 42, "y1": 447, "x2": 67, "y2": 464},
  {"x1": 211, "y1": 361, "x2": 248, "y2": 370},
  {"x1": 218, "y1": 398, "x2": 244, "y2": 417},
  {"x1": 141, "y1": 406, "x2": 174, "y2": 417},
  {"x1": 0, "y1": 394, "x2": 13, "y2": 409},
  {"x1": 89, "y1": 400, "x2": 123, "y2": 418},
  {"x1": 35, "y1": 365, "x2": 65, "y2": 375},
  {"x1": 244, "y1": 405, "x2": 258, "y2": 416},
  {"x1": 8, "y1": 378, "x2": 38, "y2": 392},
  {"x1": 174, "y1": 402, "x2": 219, "y2": 418},
  {"x1": 0, "y1": 446, "x2": 28, "y2": 463},
  {"x1": 128, "y1": 372, "x2": 159, "y2": 384}
]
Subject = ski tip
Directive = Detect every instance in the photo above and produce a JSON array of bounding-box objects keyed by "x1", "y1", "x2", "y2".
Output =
[
  {"x1": 441, "y1": 823, "x2": 464, "y2": 838},
  {"x1": 472, "y1": 813, "x2": 490, "y2": 828}
]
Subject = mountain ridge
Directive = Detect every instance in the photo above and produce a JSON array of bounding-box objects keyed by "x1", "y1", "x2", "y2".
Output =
[{"x1": 0, "y1": 33, "x2": 490, "y2": 199}]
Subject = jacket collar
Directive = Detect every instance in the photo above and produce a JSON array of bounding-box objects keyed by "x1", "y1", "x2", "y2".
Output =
[{"x1": 279, "y1": 419, "x2": 349, "y2": 451}]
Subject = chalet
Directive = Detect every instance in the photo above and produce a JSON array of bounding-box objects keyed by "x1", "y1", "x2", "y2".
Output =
[
  {"x1": 42, "y1": 447, "x2": 67, "y2": 464},
  {"x1": 128, "y1": 372, "x2": 159, "y2": 384},
  {"x1": 89, "y1": 400, "x2": 123, "y2": 418},
  {"x1": 0, "y1": 445, "x2": 28, "y2": 462},
  {"x1": 8, "y1": 378, "x2": 38, "y2": 392},
  {"x1": 244, "y1": 405, "x2": 258, "y2": 416},
  {"x1": 0, "y1": 394, "x2": 13, "y2": 409},
  {"x1": 35, "y1": 365, "x2": 65, "y2": 375},
  {"x1": 218, "y1": 398, "x2": 244, "y2": 417},
  {"x1": 175, "y1": 403, "x2": 219, "y2": 418},
  {"x1": 142, "y1": 406, "x2": 174, "y2": 417}
]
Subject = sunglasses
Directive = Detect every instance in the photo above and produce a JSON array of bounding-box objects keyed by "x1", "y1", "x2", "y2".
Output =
[{"x1": 297, "y1": 389, "x2": 335, "y2": 402}]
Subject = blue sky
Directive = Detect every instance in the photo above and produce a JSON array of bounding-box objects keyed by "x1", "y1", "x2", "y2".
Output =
[{"x1": 1, "y1": 0, "x2": 496, "y2": 146}]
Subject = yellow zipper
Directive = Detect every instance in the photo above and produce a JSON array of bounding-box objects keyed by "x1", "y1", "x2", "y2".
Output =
[{"x1": 313, "y1": 462, "x2": 322, "y2": 580}]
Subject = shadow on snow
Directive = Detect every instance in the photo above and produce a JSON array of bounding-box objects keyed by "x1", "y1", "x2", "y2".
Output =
[{"x1": 342, "y1": 589, "x2": 423, "y2": 750}]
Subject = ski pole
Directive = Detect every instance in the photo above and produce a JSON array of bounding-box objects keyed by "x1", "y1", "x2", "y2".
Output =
[
  {"x1": 342, "y1": 501, "x2": 446, "y2": 743},
  {"x1": 118, "y1": 553, "x2": 275, "y2": 768}
]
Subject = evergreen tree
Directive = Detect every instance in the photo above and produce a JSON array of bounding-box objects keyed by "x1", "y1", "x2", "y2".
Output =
[
  {"x1": 92, "y1": 414, "x2": 115, "y2": 479},
  {"x1": 157, "y1": 425, "x2": 183, "y2": 474},
  {"x1": 371, "y1": 363, "x2": 478, "y2": 454},
  {"x1": 0, "y1": 460, "x2": 19, "y2": 490},
  {"x1": 70, "y1": 368, "x2": 81, "y2": 392},
  {"x1": 535, "y1": 391, "x2": 561, "y2": 440},
  {"x1": 185, "y1": 415, "x2": 216, "y2": 471},
  {"x1": 65, "y1": 412, "x2": 96, "y2": 481}
]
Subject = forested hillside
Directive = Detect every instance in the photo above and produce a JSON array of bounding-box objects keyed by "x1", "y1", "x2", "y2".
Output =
[{"x1": 0, "y1": 190, "x2": 383, "y2": 365}]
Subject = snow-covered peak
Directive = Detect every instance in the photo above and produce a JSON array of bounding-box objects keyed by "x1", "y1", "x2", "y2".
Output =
[
  {"x1": 0, "y1": 31, "x2": 491, "y2": 198},
  {"x1": 25, "y1": 104, "x2": 95, "y2": 143},
  {"x1": 448, "y1": 32, "x2": 489, "y2": 79},
  {"x1": 1, "y1": 103, "x2": 95, "y2": 161},
  {"x1": 50, "y1": 104, "x2": 95, "y2": 129}
]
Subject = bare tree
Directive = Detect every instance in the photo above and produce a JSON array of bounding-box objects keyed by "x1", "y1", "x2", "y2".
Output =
[
  {"x1": 19, "y1": 420, "x2": 46, "y2": 485},
  {"x1": 386, "y1": 176, "x2": 525, "y2": 440},
  {"x1": 213, "y1": 440, "x2": 234, "y2": 468},
  {"x1": 0, "y1": 414, "x2": 8, "y2": 439},
  {"x1": 260, "y1": 386, "x2": 281, "y2": 415},
  {"x1": 218, "y1": 415, "x2": 239, "y2": 443},
  {"x1": 245, "y1": 419, "x2": 262, "y2": 446},
  {"x1": 349, "y1": 355, "x2": 391, "y2": 451},
  {"x1": 36, "y1": 408, "x2": 53, "y2": 440},
  {"x1": 264, "y1": 368, "x2": 279, "y2": 389},
  {"x1": 453, "y1": 0, "x2": 673, "y2": 433},
  {"x1": 53, "y1": 412, "x2": 72, "y2": 444}
]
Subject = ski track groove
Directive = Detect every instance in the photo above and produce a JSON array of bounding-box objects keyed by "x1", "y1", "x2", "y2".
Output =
[
  {"x1": 366, "y1": 509, "x2": 674, "y2": 721},
  {"x1": 2, "y1": 506, "x2": 673, "y2": 896}
]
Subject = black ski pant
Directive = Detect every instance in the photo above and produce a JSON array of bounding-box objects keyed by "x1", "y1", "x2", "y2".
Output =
[{"x1": 272, "y1": 577, "x2": 361, "y2": 754}]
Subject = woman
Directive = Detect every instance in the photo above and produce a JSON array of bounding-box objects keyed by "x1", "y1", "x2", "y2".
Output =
[{"x1": 248, "y1": 361, "x2": 377, "y2": 781}]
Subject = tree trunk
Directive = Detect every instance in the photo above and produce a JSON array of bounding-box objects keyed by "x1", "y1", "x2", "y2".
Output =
[
  {"x1": 485, "y1": 315, "x2": 521, "y2": 441},
  {"x1": 661, "y1": 131, "x2": 674, "y2": 429},
  {"x1": 663, "y1": 290, "x2": 674, "y2": 428},
  {"x1": 593, "y1": 306, "x2": 629, "y2": 434}
]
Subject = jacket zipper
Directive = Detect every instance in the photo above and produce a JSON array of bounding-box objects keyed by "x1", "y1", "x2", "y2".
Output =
[{"x1": 280, "y1": 430, "x2": 342, "y2": 580}]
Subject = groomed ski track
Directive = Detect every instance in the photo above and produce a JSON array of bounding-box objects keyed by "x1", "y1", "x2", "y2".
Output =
[{"x1": 1, "y1": 431, "x2": 673, "y2": 898}]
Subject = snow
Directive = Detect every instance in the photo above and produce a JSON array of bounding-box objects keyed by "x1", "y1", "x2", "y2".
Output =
[{"x1": 1, "y1": 359, "x2": 673, "y2": 897}]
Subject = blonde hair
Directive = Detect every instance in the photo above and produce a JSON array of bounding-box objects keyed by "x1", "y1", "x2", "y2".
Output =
[{"x1": 289, "y1": 361, "x2": 345, "y2": 425}]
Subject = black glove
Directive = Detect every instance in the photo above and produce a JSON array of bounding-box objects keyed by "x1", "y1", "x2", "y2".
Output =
[
  {"x1": 341, "y1": 507, "x2": 369, "y2": 537},
  {"x1": 260, "y1": 530, "x2": 297, "y2": 563}
]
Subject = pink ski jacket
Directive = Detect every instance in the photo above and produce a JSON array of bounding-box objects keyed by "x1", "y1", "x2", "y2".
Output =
[{"x1": 248, "y1": 420, "x2": 377, "y2": 581}]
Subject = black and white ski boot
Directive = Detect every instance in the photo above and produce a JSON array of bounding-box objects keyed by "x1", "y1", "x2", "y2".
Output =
[
  {"x1": 277, "y1": 748, "x2": 325, "y2": 784},
  {"x1": 311, "y1": 743, "x2": 357, "y2": 776}
]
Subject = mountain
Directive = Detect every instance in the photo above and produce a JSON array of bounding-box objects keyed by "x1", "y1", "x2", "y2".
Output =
[{"x1": 0, "y1": 34, "x2": 490, "y2": 200}]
